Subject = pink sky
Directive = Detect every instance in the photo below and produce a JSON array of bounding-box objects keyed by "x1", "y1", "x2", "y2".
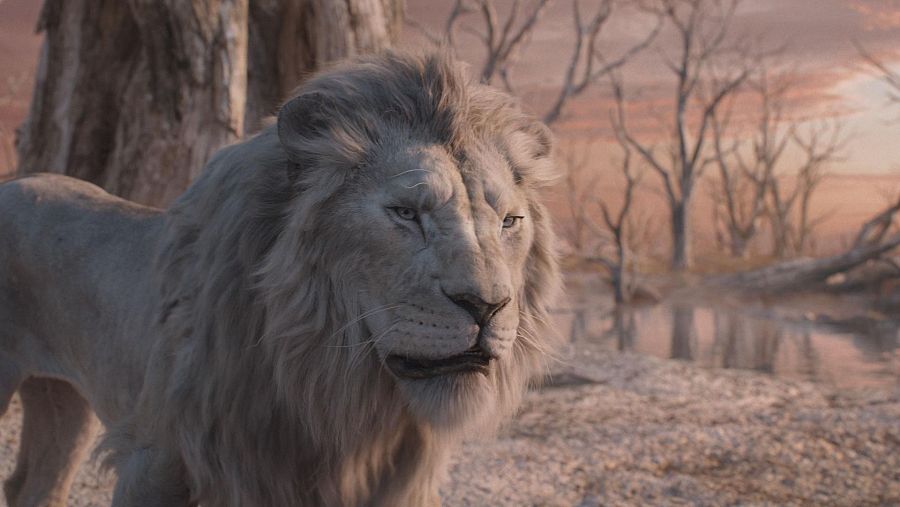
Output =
[{"x1": 402, "y1": 0, "x2": 900, "y2": 174}]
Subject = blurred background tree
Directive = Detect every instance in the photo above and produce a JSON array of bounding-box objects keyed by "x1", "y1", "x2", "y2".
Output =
[{"x1": 15, "y1": 0, "x2": 403, "y2": 206}]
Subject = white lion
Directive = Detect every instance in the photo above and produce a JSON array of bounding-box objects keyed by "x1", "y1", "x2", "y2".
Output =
[{"x1": 0, "y1": 51, "x2": 559, "y2": 506}]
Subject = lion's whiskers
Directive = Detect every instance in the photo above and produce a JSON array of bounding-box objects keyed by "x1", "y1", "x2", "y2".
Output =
[
  {"x1": 390, "y1": 168, "x2": 432, "y2": 178},
  {"x1": 515, "y1": 312, "x2": 564, "y2": 364},
  {"x1": 345, "y1": 322, "x2": 398, "y2": 380},
  {"x1": 326, "y1": 304, "x2": 402, "y2": 344},
  {"x1": 520, "y1": 308, "x2": 553, "y2": 328}
]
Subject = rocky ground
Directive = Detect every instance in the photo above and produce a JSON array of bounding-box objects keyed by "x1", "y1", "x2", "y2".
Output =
[{"x1": 0, "y1": 346, "x2": 896, "y2": 506}]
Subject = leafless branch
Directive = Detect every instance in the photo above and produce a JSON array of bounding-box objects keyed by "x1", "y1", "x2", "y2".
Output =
[
  {"x1": 404, "y1": 0, "x2": 475, "y2": 48},
  {"x1": 543, "y1": 0, "x2": 662, "y2": 124},
  {"x1": 854, "y1": 196, "x2": 900, "y2": 248},
  {"x1": 419, "y1": 0, "x2": 658, "y2": 122},
  {"x1": 856, "y1": 42, "x2": 900, "y2": 106},
  {"x1": 450, "y1": 0, "x2": 552, "y2": 92}
]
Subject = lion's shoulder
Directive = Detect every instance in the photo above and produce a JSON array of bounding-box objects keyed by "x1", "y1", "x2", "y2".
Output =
[
  {"x1": 0, "y1": 174, "x2": 161, "y2": 246},
  {"x1": 0, "y1": 173, "x2": 147, "y2": 212}
]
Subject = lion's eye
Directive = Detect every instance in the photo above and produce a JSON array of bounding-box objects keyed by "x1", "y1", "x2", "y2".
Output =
[
  {"x1": 502, "y1": 215, "x2": 523, "y2": 229},
  {"x1": 391, "y1": 206, "x2": 418, "y2": 221}
]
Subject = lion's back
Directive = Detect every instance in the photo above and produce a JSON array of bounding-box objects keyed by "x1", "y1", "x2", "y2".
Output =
[{"x1": 0, "y1": 174, "x2": 161, "y2": 271}]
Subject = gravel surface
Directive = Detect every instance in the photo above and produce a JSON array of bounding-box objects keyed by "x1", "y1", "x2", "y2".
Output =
[{"x1": 0, "y1": 347, "x2": 896, "y2": 506}]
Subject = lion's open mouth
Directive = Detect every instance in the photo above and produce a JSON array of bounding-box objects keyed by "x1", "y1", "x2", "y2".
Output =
[{"x1": 386, "y1": 345, "x2": 492, "y2": 379}]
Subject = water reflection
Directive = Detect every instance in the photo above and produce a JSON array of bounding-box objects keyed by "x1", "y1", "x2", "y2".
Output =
[
  {"x1": 670, "y1": 304, "x2": 695, "y2": 360},
  {"x1": 556, "y1": 301, "x2": 899, "y2": 389}
]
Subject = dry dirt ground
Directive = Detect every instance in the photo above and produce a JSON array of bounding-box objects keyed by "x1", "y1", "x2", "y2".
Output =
[{"x1": 0, "y1": 346, "x2": 896, "y2": 506}]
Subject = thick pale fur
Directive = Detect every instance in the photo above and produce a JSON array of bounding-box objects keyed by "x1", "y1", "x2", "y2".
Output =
[{"x1": 0, "y1": 51, "x2": 559, "y2": 506}]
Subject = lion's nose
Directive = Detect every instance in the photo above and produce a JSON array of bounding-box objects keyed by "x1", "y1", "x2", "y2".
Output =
[{"x1": 446, "y1": 292, "x2": 510, "y2": 326}]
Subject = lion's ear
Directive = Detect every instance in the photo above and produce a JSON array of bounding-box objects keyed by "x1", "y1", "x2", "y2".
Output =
[
  {"x1": 277, "y1": 92, "x2": 329, "y2": 164},
  {"x1": 277, "y1": 92, "x2": 367, "y2": 169},
  {"x1": 521, "y1": 120, "x2": 553, "y2": 161},
  {"x1": 506, "y1": 119, "x2": 558, "y2": 188}
]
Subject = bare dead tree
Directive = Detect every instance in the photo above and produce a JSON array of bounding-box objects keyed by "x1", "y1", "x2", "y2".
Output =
[
  {"x1": 767, "y1": 120, "x2": 845, "y2": 257},
  {"x1": 617, "y1": 0, "x2": 751, "y2": 271},
  {"x1": 789, "y1": 125, "x2": 844, "y2": 254},
  {"x1": 560, "y1": 141, "x2": 600, "y2": 254},
  {"x1": 709, "y1": 105, "x2": 768, "y2": 258},
  {"x1": 709, "y1": 60, "x2": 794, "y2": 258},
  {"x1": 18, "y1": 0, "x2": 402, "y2": 207},
  {"x1": 587, "y1": 76, "x2": 643, "y2": 304},
  {"x1": 591, "y1": 160, "x2": 640, "y2": 305},
  {"x1": 412, "y1": 0, "x2": 661, "y2": 123},
  {"x1": 559, "y1": 86, "x2": 646, "y2": 306}
]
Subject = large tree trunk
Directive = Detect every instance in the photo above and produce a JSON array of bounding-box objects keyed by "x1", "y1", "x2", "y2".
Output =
[
  {"x1": 17, "y1": 0, "x2": 250, "y2": 206},
  {"x1": 244, "y1": 0, "x2": 402, "y2": 132},
  {"x1": 17, "y1": 0, "x2": 402, "y2": 207}
]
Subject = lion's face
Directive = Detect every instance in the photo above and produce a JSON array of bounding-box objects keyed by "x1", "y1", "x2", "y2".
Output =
[
  {"x1": 274, "y1": 53, "x2": 558, "y2": 429},
  {"x1": 303, "y1": 136, "x2": 542, "y2": 426},
  {"x1": 359, "y1": 143, "x2": 530, "y2": 381}
]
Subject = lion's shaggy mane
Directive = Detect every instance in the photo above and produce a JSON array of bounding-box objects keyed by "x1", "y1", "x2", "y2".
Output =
[{"x1": 105, "y1": 52, "x2": 559, "y2": 506}]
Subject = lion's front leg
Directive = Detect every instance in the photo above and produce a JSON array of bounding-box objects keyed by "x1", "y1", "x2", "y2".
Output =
[
  {"x1": 4, "y1": 378, "x2": 96, "y2": 507},
  {"x1": 111, "y1": 447, "x2": 193, "y2": 507}
]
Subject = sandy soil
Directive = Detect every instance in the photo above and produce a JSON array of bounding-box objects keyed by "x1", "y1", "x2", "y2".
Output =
[
  {"x1": 0, "y1": 346, "x2": 895, "y2": 506},
  {"x1": 443, "y1": 346, "x2": 899, "y2": 506}
]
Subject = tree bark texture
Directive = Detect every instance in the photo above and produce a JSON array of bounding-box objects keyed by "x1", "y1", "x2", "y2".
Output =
[
  {"x1": 18, "y1": 0, "x2": 403, "y2": 207},
  {"x1": 245, "y1": 0, "x2": 402, "y2": 132}
]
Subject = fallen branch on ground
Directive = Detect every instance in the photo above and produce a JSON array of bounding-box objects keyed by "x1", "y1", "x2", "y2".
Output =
[{"x1": 710, "y1": 197, "x2": 900, "y2": 292}]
